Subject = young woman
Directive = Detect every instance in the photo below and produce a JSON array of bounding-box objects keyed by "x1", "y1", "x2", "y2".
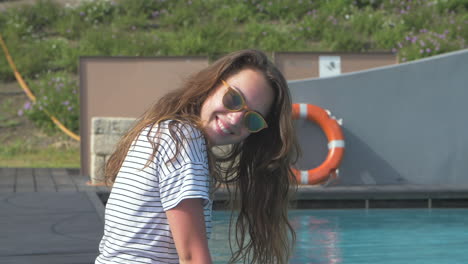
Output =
[{"x1": 95, "y1": 49, "x2": 300, "y2": 264}]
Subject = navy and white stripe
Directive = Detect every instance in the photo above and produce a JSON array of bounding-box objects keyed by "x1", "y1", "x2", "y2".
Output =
[{"x1": 96, "y1": 121, "x2": 212, "y2": 264}]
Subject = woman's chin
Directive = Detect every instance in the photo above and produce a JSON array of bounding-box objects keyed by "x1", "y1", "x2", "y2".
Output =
[{"x1": 204, "y1": 130, "x2": 221, "y2": 146}]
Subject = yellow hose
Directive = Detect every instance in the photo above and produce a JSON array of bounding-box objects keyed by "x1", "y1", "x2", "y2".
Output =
[{"x1": 0, "y1": 33, "x2": 80, "y2": 141}]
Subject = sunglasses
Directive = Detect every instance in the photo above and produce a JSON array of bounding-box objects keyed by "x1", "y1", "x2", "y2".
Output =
[{"x1": 221, "y1": 80, "x2": 268, "y2": 133}]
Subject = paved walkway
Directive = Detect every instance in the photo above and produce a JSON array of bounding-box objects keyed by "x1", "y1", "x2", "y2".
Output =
[
  {"x1": 0, "y1": 168, "x2": 109, "y2": 193},
  {"x1": 0, "y1": 168, "x2": 108, "y2": 264},
  {"x1": 1, "y1": 167, "x2": 468, "y2": 263}
]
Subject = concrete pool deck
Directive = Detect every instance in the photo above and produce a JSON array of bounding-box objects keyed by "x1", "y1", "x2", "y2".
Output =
[
  {"x1": 1, "y1": 167, "x2": 468, "y2": 263},
  {"x1": 0, "y1": 168, "x2": 107, "y2": 264}
]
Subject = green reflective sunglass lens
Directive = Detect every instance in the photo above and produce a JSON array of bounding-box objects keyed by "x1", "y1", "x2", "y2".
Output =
[{"x1": 244, "y1": 112, "x2": 266, "y2": 132}]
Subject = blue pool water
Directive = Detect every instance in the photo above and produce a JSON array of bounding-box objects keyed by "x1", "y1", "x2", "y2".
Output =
[{"x1": 208, "y1": 209, "x2": 468, "y2": 264}]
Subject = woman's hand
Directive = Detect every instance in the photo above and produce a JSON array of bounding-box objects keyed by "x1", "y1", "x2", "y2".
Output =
[{"x1": 166, "y1": 198, "x2": 213, "y2": 264}]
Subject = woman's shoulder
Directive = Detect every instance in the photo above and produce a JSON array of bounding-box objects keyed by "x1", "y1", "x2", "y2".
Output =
[{"x1": 143, "y1": 120, "x2": 205, "y2": 143}]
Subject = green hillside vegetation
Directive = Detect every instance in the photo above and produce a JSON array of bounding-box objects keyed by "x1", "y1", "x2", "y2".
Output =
[
  {"x1": 0, "y1": 0, "x2": 466, "y2": 167},
  {"x1": 1, "y1": 0, "x2": 467, "y2": 82}
]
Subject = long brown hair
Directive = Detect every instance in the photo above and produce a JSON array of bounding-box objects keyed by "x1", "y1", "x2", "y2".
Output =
[{"x1": 105, "y1": 49, "x2": 300, "y2": 263}]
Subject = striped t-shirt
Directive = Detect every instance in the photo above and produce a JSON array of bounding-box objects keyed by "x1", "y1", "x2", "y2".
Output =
[{"x1": 95, "y1": 121, "x2": 212, "y2": 264}]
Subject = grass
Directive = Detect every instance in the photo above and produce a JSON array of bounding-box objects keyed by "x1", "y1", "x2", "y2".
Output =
[
  {"x1": 0, "y1": 145, "x2": 80, "y2": 168},
  {"x1": 0, "y1": 118, "x2": 20, "y2": 128},
  {"x1": 0, "y1": 84, "x2": 80, "y2": 168},
  {"x1": 0, "y1": 0, "x2": 466, "y2": 82}
]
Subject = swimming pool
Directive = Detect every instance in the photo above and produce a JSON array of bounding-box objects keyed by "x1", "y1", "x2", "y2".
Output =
[{"x1": 208, "y1": 209, "x2": 468, "y2": 264}]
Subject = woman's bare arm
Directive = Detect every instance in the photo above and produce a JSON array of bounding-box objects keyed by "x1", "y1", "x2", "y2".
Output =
[{"x1": 166, "y1": 198, "x2": 213, "y2": 264}]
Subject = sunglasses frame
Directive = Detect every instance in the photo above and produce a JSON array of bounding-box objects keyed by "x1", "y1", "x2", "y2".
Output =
[{"x1": 221, "y1": 80, "x2": 268, "y2": 133}]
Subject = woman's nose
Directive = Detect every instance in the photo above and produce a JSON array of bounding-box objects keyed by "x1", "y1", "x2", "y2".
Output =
[{"x1": 227, "y1": 111, "x2": 245, "y2": 127}]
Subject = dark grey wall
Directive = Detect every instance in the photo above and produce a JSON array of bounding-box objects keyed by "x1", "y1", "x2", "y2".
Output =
[{"x1": 289, "y1": 49, "x2": 468, "y2": 185}]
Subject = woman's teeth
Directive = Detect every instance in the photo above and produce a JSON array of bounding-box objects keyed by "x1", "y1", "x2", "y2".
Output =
[{"x1": 217, "y1": 119, "x2": 230, "y2": 134}]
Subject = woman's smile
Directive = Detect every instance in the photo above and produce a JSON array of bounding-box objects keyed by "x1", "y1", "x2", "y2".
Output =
[
  {"x1": 216, "y1": 116, "x2": 233, "y2": 135},
  {"x1": 200, "y1": 68, "x2": 274, "y2": 146}
]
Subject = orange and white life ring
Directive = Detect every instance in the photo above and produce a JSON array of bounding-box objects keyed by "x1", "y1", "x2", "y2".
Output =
[{"x1": 292, "y1": 103, "x2": 345, "y2": 185}]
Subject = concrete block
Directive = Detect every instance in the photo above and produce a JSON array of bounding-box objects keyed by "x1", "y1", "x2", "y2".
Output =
[
  {"x1": 92, "y1": 117, "x2": 135, "y2": 135},
  {"x1": 92, "y1": 134, "x2": 121, "y2": 155},
  {"x1": 91, "y1": 154, "x2": 106, "y2": 183},
  {"x1": 92, "y1": 118, "x2": 110, "y2": 135},
  {"x1": 109, "y1": 118, "x2": 135, "y2": 135}
]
